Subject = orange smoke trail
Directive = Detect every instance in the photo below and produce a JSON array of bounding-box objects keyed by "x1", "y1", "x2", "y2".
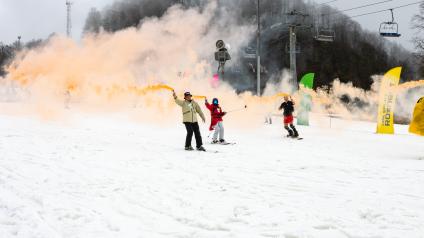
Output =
[
  {"x1": 397, "y1": 80, "x2": 424, "y2": 91},
  {"x1": 134, "y1": 84, "x2": 207, "y2": 99},
  {"x1": 256, "y1": 92, "x2": 291, "y2": 104},
  {"x1": 132, "y1": 84, "x2": 174, "y2": 96}
]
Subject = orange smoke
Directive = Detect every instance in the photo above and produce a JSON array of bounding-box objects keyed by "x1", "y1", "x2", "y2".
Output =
[
  {"x1": 1, "y1": 1, "x2": 422, "y2": 125},
  {"x1": 131, "y1": 84, "x2": 174, "y2": 96},
  {"x1": 397, "y1": 80, "x2": 424, "y2": 91}
]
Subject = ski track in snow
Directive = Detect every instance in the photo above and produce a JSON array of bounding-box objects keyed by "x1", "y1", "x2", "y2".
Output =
[{"x1": 0, "y1": 114, "x2": 423, "y2": 238}]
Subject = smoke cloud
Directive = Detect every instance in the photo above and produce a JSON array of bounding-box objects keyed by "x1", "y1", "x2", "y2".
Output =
[{"x1": 0, "y1": 3, "x2": 257, "y2": 124}]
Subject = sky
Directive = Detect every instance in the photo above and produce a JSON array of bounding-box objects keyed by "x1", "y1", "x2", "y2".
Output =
[
  {"x1": 0, "y1": 0, "x2": 421, "y2": 51},
  {"x1": 0, "y1": 0, "x2": 115, "y2": 44},
  {"x1": 316, "y1": 0, "x2": 422, "y2": 51}
]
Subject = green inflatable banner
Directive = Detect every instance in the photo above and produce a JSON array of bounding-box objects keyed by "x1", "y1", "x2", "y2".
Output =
[
  {"x1": 297, "y1": 73, "x2": 315, "y2": 126},
  {"x1": 299, "y1": 73, "x2": 315, "y2": 89}
]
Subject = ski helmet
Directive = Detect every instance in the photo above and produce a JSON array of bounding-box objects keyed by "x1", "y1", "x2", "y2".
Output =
[{"x1": 212, "y1": 98, "x2": 219, "y2": 105}]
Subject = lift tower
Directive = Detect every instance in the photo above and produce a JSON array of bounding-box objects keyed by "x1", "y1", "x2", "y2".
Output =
[{"x1": 66, "y1": 1, "x2": 73, "y2": 37}]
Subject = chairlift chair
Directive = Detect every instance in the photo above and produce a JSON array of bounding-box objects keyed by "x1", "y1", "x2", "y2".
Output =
[
  {"x1": 315, "y1": 28, "x2": 335, "y2": 42},
  {"x1": 314, "y1": 13, "x2": 335, "y2": 42},
  {"x1": 379, "y1": 9, "x2": 401, "y2": 37}
]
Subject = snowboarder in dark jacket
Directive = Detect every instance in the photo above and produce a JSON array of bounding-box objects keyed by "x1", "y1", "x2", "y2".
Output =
[{"x1": 279, "y1": 96, "x2": 299, "y2": 138}]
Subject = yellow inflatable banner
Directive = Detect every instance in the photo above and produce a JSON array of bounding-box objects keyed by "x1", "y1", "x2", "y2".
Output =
[
  {"x1": 409, "y1": 97, "x2": 424, "y2": 136},
  {"x1": 376, "y1": 67, "x2": 402, "y2": 134}
]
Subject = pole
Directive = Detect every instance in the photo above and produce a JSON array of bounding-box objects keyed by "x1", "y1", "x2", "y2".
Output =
[
  {"x1": 289, "y1": 25, "x2": 297, "y2": 92},
  {"x1": 256, "y1": 0, "x2": 261, "y2": 96},
  {"x1": 17, "y1": 36, "x2": 21, "y2": 50},
  {"x1": 66, "y1": 1, "x2": 72, "y2": 37},
  {"x1": 226, "y1": 105, "x2": 248, "y2": 114}
]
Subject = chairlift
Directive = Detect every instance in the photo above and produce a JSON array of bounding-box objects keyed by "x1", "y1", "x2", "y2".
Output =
[
  {"x1": 315, "y1": 28, "x2": 335, "y2": 42},
  {"x1": 379, "y1": 9, "x2": 401, "y2": 37},
  {"x1": 314, "y1": 13, "x2": 335, "y2": 42}
]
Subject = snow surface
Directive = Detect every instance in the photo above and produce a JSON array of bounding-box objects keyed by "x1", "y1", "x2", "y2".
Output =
[{"x1": 0, "y1": 112, "x2": 423, "y2": 238}]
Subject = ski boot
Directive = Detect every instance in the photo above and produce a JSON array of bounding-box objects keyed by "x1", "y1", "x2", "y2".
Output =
[
  {"x1": 212, "y1": 140, "x2": 219, "y2": 144},
  {"x1": 285, "y1": 126, "x2": 294, "y2": 138},
  {"x1": 196, "y1": 146, "x2": 206, "y2": 151},
  {"x1": 285, "y1": 130, "x2": 294, "y2": 138},
  {"x1": 219, "y1": 139, "x2": 226, "y2": 144},
  {"x1": 291, "y1": 125, "x2": 299, "y2": 138},
  {"x1": 185, "y1": 146, "x2": 194, "y2": 151}
]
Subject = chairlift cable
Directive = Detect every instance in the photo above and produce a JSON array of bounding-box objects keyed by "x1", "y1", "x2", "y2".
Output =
[
  {"x1": 318, "y1": 0, "x2": 338, "y2": 5},
  {"x1": 339, "y1": 0, "x2": 393, "y2": 13},
  {"x1": 322, "y1": 0, "x2": 394, "y2": 16},
  {"x1": 350, "y1": 1, "x2": 422, "y2": 18}
]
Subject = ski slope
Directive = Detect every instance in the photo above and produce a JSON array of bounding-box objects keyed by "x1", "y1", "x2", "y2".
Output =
[{"x1": 0, "y1": 112, "x2": 423, "y2": 238}]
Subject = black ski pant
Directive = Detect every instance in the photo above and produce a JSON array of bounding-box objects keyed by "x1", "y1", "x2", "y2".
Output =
[
  {"x1": 284, "y1": 124, "x2": 299, "y2": 137},
  {"x1": 184, "y1": 122, "x2": 203, "y2": 148}
]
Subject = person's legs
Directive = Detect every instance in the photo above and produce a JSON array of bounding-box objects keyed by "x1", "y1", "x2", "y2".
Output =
[
  {"x1": 218, "y1": 122, "x2": 225, "y2": 141},
  {"x1": 212, "y1": 124, "x2": 219, "y2": 141},
  {"x1": 284, "y1": 122, "x2": 294, "y2": 137},
  {"x1": 290, "y1": 123, "x2": 299, "y2": 137},
  {"x1": 184, "y1": 122, "x2": 194, "y2": 148},
  {"x1": 192, "y1": 122, "x2": 203, "y2": 148}
]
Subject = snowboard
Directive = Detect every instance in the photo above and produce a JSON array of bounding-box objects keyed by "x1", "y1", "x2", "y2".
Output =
[{"x1": 285, "y1": 136, "x2": 303, "y2": 140}]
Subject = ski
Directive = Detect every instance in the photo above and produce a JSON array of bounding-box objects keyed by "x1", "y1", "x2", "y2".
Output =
[
  {"x1": 220, "y1": 142, "x2": 236, "y2": 145},
  {"x1": 198, "y1": 149, "x2": 219, "y2": 153},
  {"x1": 184, "y1": 149, "x2": 219, "y2": 153},
  {"x1": 210, "y1": 142, "x2": 236, "y2": 145}
]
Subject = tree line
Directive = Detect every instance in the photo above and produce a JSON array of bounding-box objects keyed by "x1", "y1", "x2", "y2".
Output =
[
  {"x1": 413, "y1": 2, "x2": 424, "y2": 77},
  {"x1": 83, "y1": 0, "x2": 422, "y2": 92}
]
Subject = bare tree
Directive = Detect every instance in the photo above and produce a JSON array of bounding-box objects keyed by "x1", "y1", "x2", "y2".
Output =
[
  {"x1": 84, "y1": 8, "x2": 102, "y2": 34},
  {"x1": 412, "y1": 2, "x2": 424, "y2": 76}
]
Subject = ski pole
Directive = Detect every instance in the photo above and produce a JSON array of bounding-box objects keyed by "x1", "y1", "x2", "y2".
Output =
[
  {"x1": 226, "y1": 105, "x2": 248, "y2": 114},
  {"x1": 207, "y1": 129, "x2": 214, "y2": 138}
]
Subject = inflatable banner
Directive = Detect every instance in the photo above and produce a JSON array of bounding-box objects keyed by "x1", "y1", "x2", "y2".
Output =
[
  {"x1": 409, "y1": 97, "x2": 424, "y2": 136},
  {"x1": 297, "y1": 73, "x2": 315, "y2": 126},
  {"x1": 376, "y1": 67, "x2": 402, "y2": 134}
]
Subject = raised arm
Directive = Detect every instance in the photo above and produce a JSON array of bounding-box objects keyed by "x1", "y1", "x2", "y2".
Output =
[
  {"x1": 173, "y1": 90, "x2": 184, "y2": 106},
  {"x1": 289, "y1": 96, "x2": 295, "y2": 105},
  {"x1": 205, "y1": 99, "x2": 213, "y2": 111}
]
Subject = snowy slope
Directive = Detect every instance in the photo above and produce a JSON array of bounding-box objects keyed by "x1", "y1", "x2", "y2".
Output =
[{"x1": 0, "y1": 112, "x2": 423, "y2": 238}]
